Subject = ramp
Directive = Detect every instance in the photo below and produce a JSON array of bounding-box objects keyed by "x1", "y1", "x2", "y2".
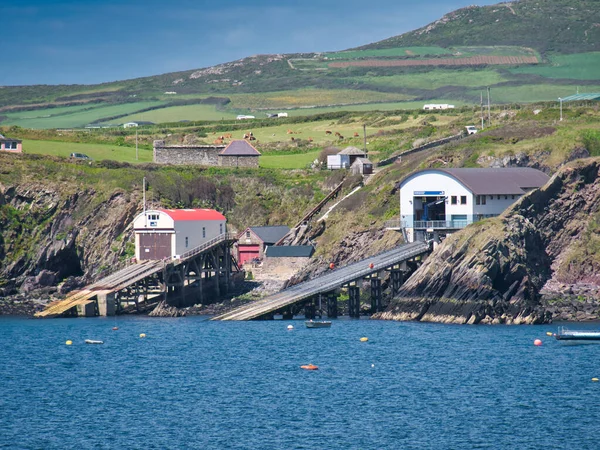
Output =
[{"x1": 212, "y1": 241, "x2": 429, "y2": 321}]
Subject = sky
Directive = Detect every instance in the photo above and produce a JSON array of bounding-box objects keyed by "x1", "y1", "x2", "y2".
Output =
[{"x1": 1, "y1": 0, "x2": 501, "y2": 86}]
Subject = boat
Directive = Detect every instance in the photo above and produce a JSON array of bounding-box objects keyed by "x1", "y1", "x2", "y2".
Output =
[
  {"x1": 305, "y1": 320, "x2": 331, "y2": 328},
  {"x1": 554, "y1": 326, "x2": 600, "y2": 344},
  {"x1": 85, "y1": 339, "x2": 104, "y2": 344},
  {"x1": 300, "y1": 364, "x2": 319, "y2": 370}
]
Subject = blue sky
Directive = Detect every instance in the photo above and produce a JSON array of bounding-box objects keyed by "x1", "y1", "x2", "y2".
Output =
[{"x1": 2, "y1": 0, "x2": 501, "y2": 86}]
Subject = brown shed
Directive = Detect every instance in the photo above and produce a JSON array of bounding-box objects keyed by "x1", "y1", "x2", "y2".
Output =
[{"x1": 350, "y1": 157, "x2": 373, "y2": 175}]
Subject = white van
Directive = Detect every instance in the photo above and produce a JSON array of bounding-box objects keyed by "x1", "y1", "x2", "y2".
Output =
[{"x1": 465, "y1": 126, "x2": 478, "y2": 135}]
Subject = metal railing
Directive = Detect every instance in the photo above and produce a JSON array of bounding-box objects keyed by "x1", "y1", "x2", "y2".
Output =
[
  {"x1": 178, "y1": 232, "x2": 237, "y2": 261},
  {"x1": 413, "y1": 220, "x2": 471, "y2": 229}
]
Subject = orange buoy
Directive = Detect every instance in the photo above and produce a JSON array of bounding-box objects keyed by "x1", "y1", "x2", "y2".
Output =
[
  {"x1": 329, "y1": 263, "x2": 335, "y2": 270},
  {"x1": 369, "y1": 263, "x2": 374, "y2": 269},
  {"x1": 301, "y1": 364, "x2": 319, "y2": 370},
  {"x1": 534, "y1": 339, "x2": 542, "y2": 346},
  {"x1": 112, "y1": 327, "x2": 119, "y2": 331}
]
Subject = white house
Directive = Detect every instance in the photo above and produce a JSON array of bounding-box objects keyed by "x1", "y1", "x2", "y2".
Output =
[
  {"x1": 399, "y1": 168, "x2": 549, "y2": 242},
  {"x1": 327, "y1": 153, "x2": 350, "y2": 169},
  {"x1": 132, "y1": 209, "x2": 226, "y2": 260},
  {"x1": 423, "y1": 104, "x2": 455, "y2": 110}
]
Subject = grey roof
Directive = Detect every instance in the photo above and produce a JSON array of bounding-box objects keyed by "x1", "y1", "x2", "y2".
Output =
[
  {"x1": 339, "y1": 146, "x2": 366, "y2": 156},
  {"x1": 265, "y1": 245, "x2": 314, "y2": 258},
  {"x1": 0, "y1": 135, "x2": 21, "y2": 142},
  {"x1": 400, "y1": 168, "x2": 550, "y2": 195},
  {"x1": 352, "y1": 157, "x2": 373, "y2": 166},
  {"x1": 248, "y1": 225, "x2": 290, "y2": 244},
  {"x1": 220, "y1": 140, "x2": 261, "y2": 156}
]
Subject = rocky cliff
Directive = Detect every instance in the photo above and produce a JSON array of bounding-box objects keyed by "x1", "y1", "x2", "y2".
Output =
[{"x1": 374, "y1": 158, "x2": 600, "y2": 324}]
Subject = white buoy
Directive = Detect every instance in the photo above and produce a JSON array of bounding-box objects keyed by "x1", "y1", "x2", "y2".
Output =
[
  {"x1": 287, "y1": 325, "x2": 294, "y2": 330},
  {"x1": 371, "y1": 364, "x2": 375, "y2": 368}
]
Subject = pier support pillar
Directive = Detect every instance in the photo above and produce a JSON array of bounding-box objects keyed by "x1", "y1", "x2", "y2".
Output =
[
  {"x1": 326, "y1": 292, "x2": 338, "y2": 319},
  {"x1": 390, "y1": 270, "x2": 404, "y2": 296},
  {"x1": 282, "y1": 308, "x2": 293, "y2": 320},
  {"x1": 76, "y1": 301, "x2": 96, "y2": 317},
  {"x1": 370, "y1": 278, "x2": 382, "y2": 313},
  {"x1": 305, "y1": 299, "x2": 316, "y2": 320},
  {"x1": 97, "y1": 293, "x2": 116, "y2": 316},
  {"x1": 348, "y1": 285, "x2": 360, "y2": 318}
]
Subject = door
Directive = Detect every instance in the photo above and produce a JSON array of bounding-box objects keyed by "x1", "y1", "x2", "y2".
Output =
[
  {"x1": 238, "y1": 244, "x2": 260, "y2": 265},
  {"x1": 139, "y1": 233, "x2": 172, "y2": 260}
]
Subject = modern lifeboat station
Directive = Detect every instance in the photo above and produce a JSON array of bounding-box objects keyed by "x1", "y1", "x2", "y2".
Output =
[{"x1": 396, "y1": 168, "x2": 549, "y2": 242}]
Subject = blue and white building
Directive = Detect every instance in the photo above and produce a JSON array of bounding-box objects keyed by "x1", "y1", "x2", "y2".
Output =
[{"x1": 398, "y1": 168, "x2": 549, "y2": 242}]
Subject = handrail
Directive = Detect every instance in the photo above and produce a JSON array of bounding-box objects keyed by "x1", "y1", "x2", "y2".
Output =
[{"x1": 178, "y1": 232, "x2": 237, "y2": 260}]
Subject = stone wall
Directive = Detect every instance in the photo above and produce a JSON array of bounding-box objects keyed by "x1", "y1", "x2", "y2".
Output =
[
  {"x1": 153, "y1": 140, "x2": 223, "y2": 165},
  {"x1": 219, "y1": 155, "x2": 259, "y2": 168}
]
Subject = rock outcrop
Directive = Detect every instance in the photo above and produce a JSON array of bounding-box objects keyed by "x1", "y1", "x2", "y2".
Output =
[{"x1": 374, "y1": 158, "x2": 600, "y2": 324}]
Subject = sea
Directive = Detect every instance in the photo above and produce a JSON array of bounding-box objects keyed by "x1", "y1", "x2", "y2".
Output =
[{"x1": 1, "y1": 316, "x2": 600, "y2": 450}]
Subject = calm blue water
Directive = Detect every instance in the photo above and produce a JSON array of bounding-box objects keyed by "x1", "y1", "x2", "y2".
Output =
[{"x1": 1, "y1": 317, "x2": 600, "y2": 449}]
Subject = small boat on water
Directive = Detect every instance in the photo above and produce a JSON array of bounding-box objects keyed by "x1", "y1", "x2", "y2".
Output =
[
  {"x1": 554, "y1": 326, "x2": 600, "y2": 344},
  {"x1": 305, "y1": 320, "x2": 331, "y2": 329},
  {"x1": 85, "y1": 339, "x2": 104, "y2": 345}
]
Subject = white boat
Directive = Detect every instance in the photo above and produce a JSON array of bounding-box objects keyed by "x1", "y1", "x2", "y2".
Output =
[
  {"x1": 305, "y1": 320, "x2": 332, "y2": 329},
  {"x1": 85, "y1": 339, "x2": 104, "y2": 344},
  {"x1": 554, "y1": 326, "x2": 600, "y2": 344}
]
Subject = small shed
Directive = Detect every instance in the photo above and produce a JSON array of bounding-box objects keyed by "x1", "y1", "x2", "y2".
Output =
[
  {"x1": 350, "y1": 157, "x2": 373, "y2": 175},
  {"x1": 264, "y1": 246, "x2": 314, "y2": 258},
  {"x1": 338, "y1": 146, "x2": 367, "y2": 166},
  {"x1": 219, "y1": 140, "x2": 261, "y2": 168},
  {"x1": 262, "y1": 245, "x2": 315, "y2": 277},
  {"x1": 0, "y1": 133, "x2": 22, "y2": 153},
  {"x1": 133, "y1": 208, "x2": 226, "y2": 260},
  {"x1": 237, "y1": 225, "x2": 290, "y2": 264},
  {"x1": 327, "y1": 153, "x2": 350, "y2": 169}
]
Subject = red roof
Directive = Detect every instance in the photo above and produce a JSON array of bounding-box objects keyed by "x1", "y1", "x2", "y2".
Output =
[{"x1": 159, "y1": 209, "x2": 226, "y2": 221}]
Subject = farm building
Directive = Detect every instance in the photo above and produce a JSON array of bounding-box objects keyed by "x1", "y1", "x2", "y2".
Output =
[
  {"x1": 123, "y1": 121, "x2": 155, "y2": 128},
  {"x1": 153, "y1": 139, "x2": 260, "y2": 167},
  {"x1": 132, "y1": 208, "x2": 227, "y2": 260},
  {"x1": 0, "y1": 134, "x2": 22, "y2": 153},
  {"x1": 237, "y1": 225, "x2": 290, "y2": 265},
  {"x1": 398, "y1": 168, "x2": 549, "y2": 243},
  {"x1": 260, "y1": 245, "x2": 315, "y2": 277},
  {"x1": 423, "y1": 104, "x2": 455, "y2": 110},
  {"x1": 327, "y1": 146, "x2": 367, "y2": 170},
  {"x1": 350, "y1": 157, "x2": 373, "y2": 176}
]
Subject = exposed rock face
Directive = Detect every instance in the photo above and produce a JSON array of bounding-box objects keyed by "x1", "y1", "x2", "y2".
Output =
[{"x1": 374, "y1": 159, "x2": 600, "y2": 324}]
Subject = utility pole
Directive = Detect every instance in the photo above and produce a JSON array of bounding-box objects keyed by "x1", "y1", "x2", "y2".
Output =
[
  {"x1": 487, "y1": 86, "x2": 491, "y2": 126},
  {"x1": 363, "y1": 123, "x2": 367, "y2": 154},
  {"x1": 136, "y1": 129, "x2": 139, "y2": 161},
  {"x1": 480, "y1": 91, "x2": 484, "y2": 129}
]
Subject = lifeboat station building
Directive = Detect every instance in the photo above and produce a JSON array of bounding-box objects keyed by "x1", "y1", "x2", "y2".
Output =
[
  {"x1": 399, "y1": 168, "x2": 549, "y2": 242},
  {"x1": 133, "y1": 209, "x2": 226, "y2": 260}
]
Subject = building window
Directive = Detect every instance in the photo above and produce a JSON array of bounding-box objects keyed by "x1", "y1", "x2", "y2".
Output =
[
  {"x1": 451, "y1": 196, "x2": 457, "y2": 205},
  {"x1": 476, "y1": 196, "x2": 480, "y2": 205},
  {"x1": 185, "y1": 237, "x2": 189, "y2": 248},
  {"x1": 512, "y1": 195, "x2": 515, "y2": 200},
  {"x1": 220, "y1": 224, "x2": 223, "y2": 234},
  {"x1": 202, "y1": 227, "x2": 206, "y2": 238},
  {"x1": 481, "y1": 195, "x2": 486, "y2": 205},
  {"x1": 460, "y1": 196, "x2": 467, "y2": 205},
  {"x1": 148, "y1": 214, "x2": 159, "y2": 221},
  {"x1": 497, "y1": 195, "x2": 501, "y2": 200},
  {"x1": 505, "y1": 195, "x2": 508, "y2": 200},
  {"x1": 246, "y1": 230, "x2": 251, "y2": 238}
]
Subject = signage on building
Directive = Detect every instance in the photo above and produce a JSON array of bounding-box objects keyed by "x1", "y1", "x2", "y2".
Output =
[{"x1": 413, "y1": 191, "x2": 445, "y2": 196}]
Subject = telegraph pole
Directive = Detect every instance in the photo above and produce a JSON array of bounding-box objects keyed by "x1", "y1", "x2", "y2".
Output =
[
  {"x1": 136, "y1": 129, "x2": 139, "y2": 161},
  {"x1": 480, "y1": 91, "x2": 484, "y2": 129},
  {"x1": 363, "y1": 123, "x2": 367, "y2": 154},
  {"x1": 487, "y1": 86, "x2": 491, "y2": 126}
]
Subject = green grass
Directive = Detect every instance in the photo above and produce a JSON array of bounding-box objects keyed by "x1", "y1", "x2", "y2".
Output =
[
  {"x1": 510, "y1": 52, "x2": 600, "y2": 80},
  {"x1": 1, "y1": 102, "x2": 165, "y2": 129},
  {"x1": 22, "y1": 139, "x2": 153, "y2": 162},
  {"x1": 469, "y1": 84, "x2": 600, "y2": 103},
  {"x1": 115, "y1": 104, "x2": 239, "y2": 123},
  {"x1": 260, "y1": 150, "x2": 321, "y2": 169},
  {"x1": 348, "y1": 69, "x2": 509, "y2": 90},
  {"x1": 323, "y1": 46, "x2": 450, "y2": 59}
]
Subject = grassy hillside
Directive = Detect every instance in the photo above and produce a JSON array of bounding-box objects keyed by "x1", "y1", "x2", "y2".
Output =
[{"x1": 0, "y1": 0, "x2": 598, "y2": 128}]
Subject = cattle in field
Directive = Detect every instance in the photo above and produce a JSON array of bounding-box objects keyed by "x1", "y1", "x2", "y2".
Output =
[
  {"x1": 219, "y1": 135, "x2": 225, "y2": 140},
  {"x1": 287, "y1": 129, "x2": 294, "y2": 134},
  {"x1": 224, "y1": 133, "x2": 232, "y2": 139},
  {"x1": 325, "y1": 130, "x2": 332, "y2": 135},
  {"x1": 338, "y1": 135, "x2": 344, "y2": 140},
  {"x1": 290, "y1": 137, "x2": 295, "y2": 141},
  {"x1": 308, "y1": 137, "x2": 313, "y2": 142},
  {"x1": 334, "y1": 132, "x2": 341, "y2": 137},
  {"x1": 214, "y1": 139, "x2": 223, "y2": 144},
  {"x1": 353, "y1": 132, "x2": 359, "y2": 137},
  {"x1": 249, "y1": 136, "x2": 256, "y2": 141}
]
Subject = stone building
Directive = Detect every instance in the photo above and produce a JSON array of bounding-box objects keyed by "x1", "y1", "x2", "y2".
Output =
[{"x1": 153, "y1": 139, "x2": 260, "y2": 167}]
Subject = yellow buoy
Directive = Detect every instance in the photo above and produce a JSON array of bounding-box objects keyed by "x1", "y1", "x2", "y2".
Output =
[
  {"x1": 65, "y1": 340, "x2": 72, "y2": 345},
  {"x1": 546, "y1": 332, "x2": 553, "y2": 336},
  {"x1": 139, "y1": 333, "x2": 146, "y2": 338},
  {"x1": 592, "y1": 378, "x2": 599, "y2": 382},
  {"x1": 360, "y1": 337, "x2": 368, "y2": 342}
]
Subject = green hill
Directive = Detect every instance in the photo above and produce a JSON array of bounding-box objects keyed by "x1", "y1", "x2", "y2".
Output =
[{"x1": 1, "y1": 0, "x2": 599, "y2": 129}]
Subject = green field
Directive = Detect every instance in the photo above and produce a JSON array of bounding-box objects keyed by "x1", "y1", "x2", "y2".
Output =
[
  {"x1": 348, "y1": 69, "x2": 509, "y2": 90},
  {"x1": 115, "y1": 104, "x2": 239, "y2": 124},
  {"x1": 472, "y1": 84, "x2": 600, "y2": 103},
  {"x1": 510, "y1": 52, "x2": 600, "y2": 80},
  {"x1": 1, "y1": 102, "x2": 165, "y2": 129},
  {"x1": 323, "y1": 46, "x2": 450, "y2": 59},
  {"x1": 260, "y1": 150, "x2": 321, "y2": 169},
  {"x1": 23, "y1": 139, "x2": 153, "y2": 162}
]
